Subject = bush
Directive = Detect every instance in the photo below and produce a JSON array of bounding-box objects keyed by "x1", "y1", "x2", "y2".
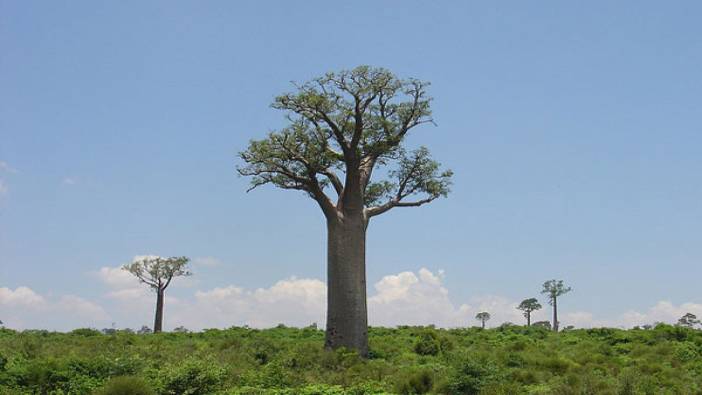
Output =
[
  {"x1": 441, "y1": 358, "x2": 502, "y2": 395},
  {"x1": 157, "y1": 358, "x2": 225, "y2": 395},
  {"x1": 395, "y1": 369, "x2": 434, "y2": 394},
  {"x1": 414, "y1": 332, "x2": 441, "y2": 356},
  {"x1": 673, "y1": 342, "x2": 699, "y2": 362},
  {"x1": 95, "y1": 376, "x2": 154, "y2": 395}
]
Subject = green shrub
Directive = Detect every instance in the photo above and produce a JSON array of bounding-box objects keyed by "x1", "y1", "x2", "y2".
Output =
[
  {"x1": 617, "y1": 369, "x2": 639, "y2": 395},
  {"x1": 395, "y1": 369, "x2": 433, "y2": 394},
  {"x1": 673, "y1": 342, "x2": 699, "y2": 362},
  {"x1": 95, "y1": 376, "x2": 154, "y2": 395},
  {"x1": 441, "y1": 358, "x2": 501, "y2": 395},
  {"x1": 413, "y1": 332, "x2": 440, "y2": 356},
  {"x1": 157, "y1": 358, "x2": 225, "y2": 395}
]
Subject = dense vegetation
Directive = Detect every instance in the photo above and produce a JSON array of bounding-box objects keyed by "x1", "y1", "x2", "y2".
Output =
[{"x1": 1, "y1": 324, "x2": 701, "y2": 394}]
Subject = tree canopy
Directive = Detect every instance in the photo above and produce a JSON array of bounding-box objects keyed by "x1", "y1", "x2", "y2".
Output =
[
  {"x1": 677, "y1": 313, "x2": 700, "y2": 328},
  {"x1": 517, "y1": 298, "x2": 542, "y2": 314},
  {"x1": 475, "y1": 312, "x2": 491, "y2": 322},
  {"x1": 238, "y1": 66, "x2": 452, "y2": 221},
  {"x1": 541, "y1": 280, "x2": 572, "y2": 304},
  {"x1": 123, "y1": 256, "x2": 191, "y2": 291}
]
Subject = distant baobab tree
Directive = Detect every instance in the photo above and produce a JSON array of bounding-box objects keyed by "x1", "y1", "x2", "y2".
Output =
[
  {"x1": 137, "y1": 325, "x2": 152, "y2": 335},
  {"x1": 517, "y1": 298, "x2": 542, "y2": 326},
  {"x1": 541, "y1": 279, "x2": 572, "y2": 332},
  {"x1": 123, "y1": 256, "x2": 191, "y2": 333},
  {"x1": 677, "y1": 313, "x2": 700, "y2": 328},
  {"x1": 238, "y1": 66, "x2": 452, "y2": 356},
  {"x1": 475, "y1": 312, "x2": 491, "y2": 329}
]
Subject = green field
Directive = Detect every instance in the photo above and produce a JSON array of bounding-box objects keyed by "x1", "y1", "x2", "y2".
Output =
[{"x1": 1, "y1": 324, "x2": 701, "y2": 394}]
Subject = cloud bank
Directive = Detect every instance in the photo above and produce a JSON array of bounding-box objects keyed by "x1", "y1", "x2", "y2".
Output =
[
  {"x1": 0, "y1": 287, "x2": 109, "y2": 330},
  {"x1": 1, "y1": 265, "x2": 700, "y2": 331}
]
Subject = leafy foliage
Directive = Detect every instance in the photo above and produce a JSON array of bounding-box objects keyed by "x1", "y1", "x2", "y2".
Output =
[
  {"x1": 123, "y1": 256, "x2": 191, "y2": 291},
  {"x1": 475, "y1": 312, "x2": 490, "y2": 328},
  {"x1": 541, "y1": 280, "x2": 572, "y2": 305},
  {"x1": 516, "y1": 298, "x2": 542, "y2": 324},
  {"x1": 95, "y1": 376, "x2": 154, "y2": 395},
  {"x1": 238, "y1": 66, "x2": 452, "y2": 219},
  {"x1": 677, "y1": 313, "x2": 700, "y2": 328},
  {"x1": 1, "y1": 325, "x2": 702, "y2": 394}
]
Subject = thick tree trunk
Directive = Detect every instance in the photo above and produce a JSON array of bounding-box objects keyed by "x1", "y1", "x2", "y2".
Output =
[
  {"x1": 324, "y1": 213, "x2": 369, "y2": 357},
  {"x1": 552, "y1": 297, "x2": 558, "y2": 332},
  {"x1": 527, "y1": 312, "x2": 531, "y2": 327},
  {"x1": 154, "y1": 288, "x2": 164, "y2": 333},
  {"x1": 481, "y1": 320, "x2": 485, "y2": 329}
]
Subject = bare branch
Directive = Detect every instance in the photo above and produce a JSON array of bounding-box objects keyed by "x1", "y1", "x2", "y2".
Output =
[
  {"x1": 320, "y1": 169, "x2": 343, "y2": 196},
  {"x1": 363, "y1": 147, "x2": 451, "y2": 218},
  {"x1": 365, "y1": 195, "x2": 437, "y2": 218}
]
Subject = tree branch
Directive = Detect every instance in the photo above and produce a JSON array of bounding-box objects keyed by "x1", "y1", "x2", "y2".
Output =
[
  {"x1": 320, "y1": 169, "x2": 343, "y2": 196},
  {"x1": 365, "y1": 195, "x2": 437, "y2": 218}
]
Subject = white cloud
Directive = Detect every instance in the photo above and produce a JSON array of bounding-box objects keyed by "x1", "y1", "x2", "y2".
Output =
[
  {"x1": 0, "y1": 180, "x2": 7, "y2": 196},
  {"x1": 368, "y1": 268, "x2": 470, "y2": 327},
  {"x1": 97, "y1": 265, "x2": 141, "y2": 289},
  {"x1": 96, "y1": 265, "x2": 149, "y2": 301},
  {"x1": 172, "y1": 268, "x2": 538, "y2": 330},
  {"x1": 562, "y1": 311, "x2": 600, "y2": 328},
  {"x1": 616, "y1": 301, "x2": 702, "y2": 328},
  {"x1": 96, "y1": 255, "x2": 196, "y2": 303},
  {"x1": 171, "y1": 277, "x2": 326, "y2": 329},
  {"x1": 0, "y1": 287, "x2": 111, "y2": 330},
  {"x1": 366, "y1": 268, "x2": 553, "y2": 328},
  {"x1": 0, "y1": 286, "x2": 46, "y2": 308},
  {"x1": 535, "y1": 302, "x2": 702, "y2": 329},
  {"x1": 61, "y1": 177, "x2": 77, "y2": 185},
  {"x1": 57, "y1": 295, "x2": 110, "y2": 321},
  {"x1": 4, "y1": 267, "x2": 702, "y2": 332}
]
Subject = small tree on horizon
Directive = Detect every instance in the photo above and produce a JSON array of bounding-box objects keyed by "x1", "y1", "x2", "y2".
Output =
[
  {"x1": 475, "y1": 312, "x2": 491, "y2": 329},
  {"x1": 677, "y1": 313, "x2": 700, "y2": 328},
  {"x1": 541, "y1": 279, "x2": 572, "y2": 333},
  {"x1": 517, "y1": 298, "x2": 542, "y2": 326},
  {"x1": 137, "y1": 325, "x2": 152, "y2": 335},
  {"x1": 533, "y1": 320, "x2": 551, "y2": 330},
  {"x1": 123, "y1": 256, "x2": 191, "y2": 333}
]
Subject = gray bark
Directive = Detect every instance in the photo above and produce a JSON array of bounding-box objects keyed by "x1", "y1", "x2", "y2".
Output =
[
  {"x1": 154, "y1": 288, "x2": 164, "y2": 333},
  {"x1": 552, "y1": 296, "x2": 558, "y2": 332},
  {"x1": 324, "y1": 212, "x2": 369, "y2": 356}
]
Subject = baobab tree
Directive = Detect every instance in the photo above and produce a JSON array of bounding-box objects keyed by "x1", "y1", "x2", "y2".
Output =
[
  {"x1": 238, "y1": 66, "x2": 452, "y2": 356},
  {"x1": 517, "y1": 298, "x2": 542, "y2": 326},
  {"x1": 541, "y1": 279, "x2": 572, "y2": 332},
  {"x1": 475, "y1": 312, "x2": 491, "y2": 329},
  {"x1": 677, "y1": 313, "x2": 700, "y2": 328},
  {"x1": 123, "y1": 256, "x2": 191, "y2": 333}
]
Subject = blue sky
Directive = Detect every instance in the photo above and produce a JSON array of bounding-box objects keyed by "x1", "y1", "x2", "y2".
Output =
[{"x1": 1, "y1": 1, "x2": 701, "y2": 330}]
